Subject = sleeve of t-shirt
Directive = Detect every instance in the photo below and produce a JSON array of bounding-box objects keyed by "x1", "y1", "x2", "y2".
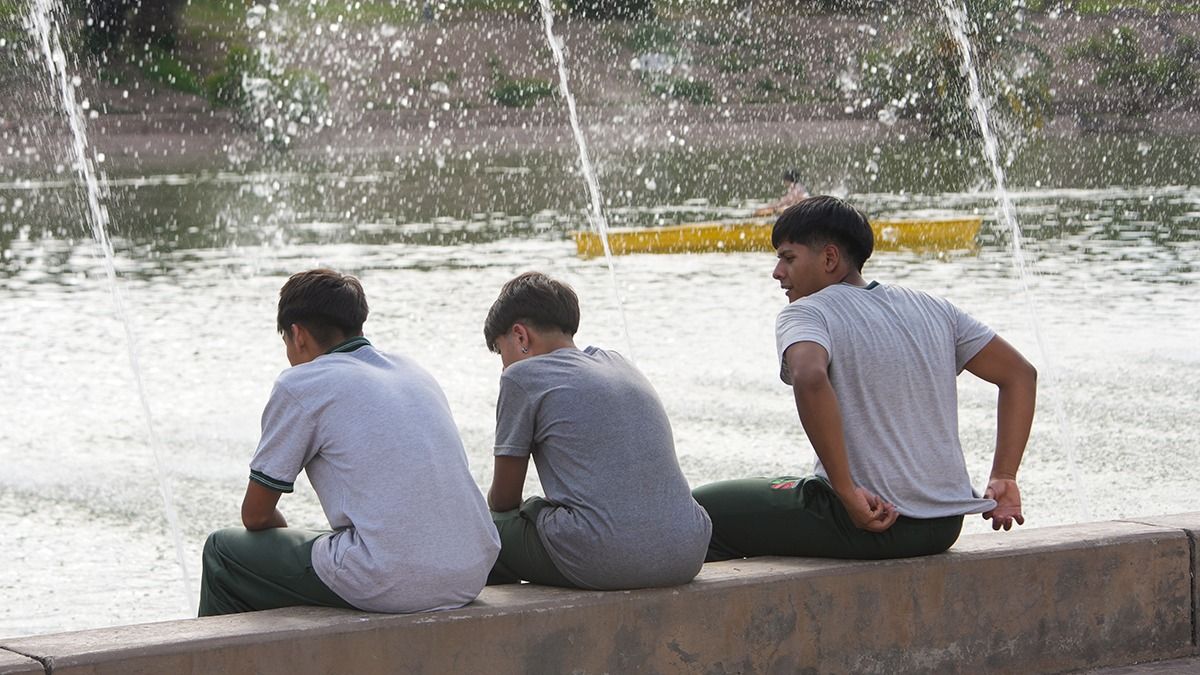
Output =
[
  {"x1": 494, "y1": 374, "x2": 536, "y2": 458},
  {"x1": 248, "y1": 379, "x2": 319, "y2": 493},
  {"x1": 950, "y1": 303, "x2": 997, "y2": 373},
  {"x1": 775, "y1": 301, "x2": 832, "y2": 385}
]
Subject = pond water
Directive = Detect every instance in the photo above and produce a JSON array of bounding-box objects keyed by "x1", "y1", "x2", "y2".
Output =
[{"x1": 1, "y1": 134, "x2": 1197, "y2": 637}]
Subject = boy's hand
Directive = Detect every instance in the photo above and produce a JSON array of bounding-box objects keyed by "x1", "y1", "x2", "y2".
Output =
[
  {"x1": 983, "y1": 477, "x2": 1025, "y2": 531},
  {"x1": 843, "y1": 486, "x2": 900, "y2": 533}
]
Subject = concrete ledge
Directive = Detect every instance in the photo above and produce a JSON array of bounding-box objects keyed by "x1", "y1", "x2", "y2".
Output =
[
  {"x1": 3, "y1": 516, "x2": 1198, "y2": 675},
  {"x1": 0, "y1": 651, "x2": 42, "y2": 675},
  {"x1": 1127, "y1": 514, "x2": 1200, "y2": 651}
]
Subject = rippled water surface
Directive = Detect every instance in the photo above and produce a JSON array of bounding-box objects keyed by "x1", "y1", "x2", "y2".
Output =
[{"x1": 1, "y1": 136, "x2": 1198, "y2": 637}]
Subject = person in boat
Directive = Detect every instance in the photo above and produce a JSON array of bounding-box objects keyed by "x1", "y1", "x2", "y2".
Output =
[
  {"x1": 483, "y1": 271, "x2": 711, "y2": 589},
  {"x1": 199, "y1": 268, "x2": 499, "y2": 616},
  {"x1": 693, "y1": 196, "x2": 1036, "y2": 560},
  {"x1": 753, "y1": 168, "x2": 810, "y2": 217}
]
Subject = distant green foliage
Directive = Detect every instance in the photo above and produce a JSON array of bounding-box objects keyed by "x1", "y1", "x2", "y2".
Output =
[
  {"x1": 202, "y1": 47, "x2": 327, "y2": 146},
  {"x1": 567, "y1": 0, "x2": 654, "y2": 19},
  {"x1": 806, "y1": 0, "x2": 885, "y2": 12},
  {"x1": 1055, "y1": 0, "x2": 1200, "y2": 13},
  {"x1": 203, "y1": 47, "x2": 259, "y2": 109},
  {"x1": 487, "y1": 56, "x2": 556, "y2": 107},
  {"x1": 856, "y1": 0, "x2": 1052, "y2": 138},
  {"x1": 490, "y1": 77, "x2": 557, "y2": 107},
  {"x1": 275, "y1": 70, "x2": 329, "y2": 117},
  {"x1": 651, "y1": 76, "x2": 714, "y2": 104},
  {"x1": 142, "y1": 49, "x2": 203, "y2": 94},
  {"x1": 612, "y1": 21, "x2": 677, "y2": 53},
  {"x1": 754, "y1": 77, "x2": 782, "y2": 94},
  {"x1": 71, "y1": 0, "x2": 187, "y2": 53},
  {"x1": 1068, "y1": 28, "x2": 1199, "y2": 114},
  {"x1": 714, "y1": 53, "x2": 757, "y2": 74}
]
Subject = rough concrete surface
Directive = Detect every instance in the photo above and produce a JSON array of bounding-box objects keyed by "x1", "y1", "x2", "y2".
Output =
[
  {"x1": 1128, "y1": 514, "x2": 1200, "y2": 652},
  {"x1": 1, "y1": 517, "x2": 1197, "y2": 675},
  {"x1": 1083, "y1": 656, "x2": 1200, "y2": 674},
  {"x1": 0, "y1": 648, "x2": 42, "y2": 675}
]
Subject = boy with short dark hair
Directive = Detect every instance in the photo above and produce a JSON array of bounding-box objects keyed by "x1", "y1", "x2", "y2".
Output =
[
  {"x1": 483, "y1": 271, "x2": 711, "y2": 589},
  {"x1": 694, "y1": 196, "x2": 1036, "y2": 560},
  {"x1": 199, "y1": 268, "x2": 500, "y2": 616}
]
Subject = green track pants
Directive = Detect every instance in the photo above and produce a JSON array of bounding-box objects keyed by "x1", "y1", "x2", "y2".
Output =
[
  {"x1": 198, "y1": 527, "x2": 355, "y2": 617},
  {"x1": 692, "y1": 476, "x2": 963, "y2": 562},
  {"x1": 486, "y1": 497, "x2": 578, "y2": 588}
]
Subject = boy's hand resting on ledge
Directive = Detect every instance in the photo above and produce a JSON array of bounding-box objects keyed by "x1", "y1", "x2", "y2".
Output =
[
  {"x1": 983, "y1": 477, "x2": 1025, "y2": 531},
  {"x1": 843, "y1": 486, "x2": 900, "y2": 533}
]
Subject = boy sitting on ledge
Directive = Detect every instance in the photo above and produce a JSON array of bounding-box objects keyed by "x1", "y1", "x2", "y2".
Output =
[
  {"x1": 694, "y1": 196, "x2": 1037, "y2": 560},
  {"x1": 199, "y1": 268, "x2": 499, "y2": 616},
  {"x1": 482, "y1": 272, "x2": 711, "y2": 589}
]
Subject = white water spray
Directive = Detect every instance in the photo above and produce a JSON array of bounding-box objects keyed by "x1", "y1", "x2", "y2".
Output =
[
  {"x1": 535, "y1": 0, "x2": 635, "y2": 358},
  {"x1": 939, "y1": 0, "x2": 1089, "y2": 522},
  {"x1": 28, "y1": 0, "x2": 195, "y2": 613}
]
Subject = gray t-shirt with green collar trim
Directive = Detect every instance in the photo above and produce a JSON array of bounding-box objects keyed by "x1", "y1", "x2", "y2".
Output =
[
  {"x1": 775, "y1": 282, "x2": 997, "y2": 519},
  {"x1": 250, "y1": 339, "x2": 500, "y2": 613}
]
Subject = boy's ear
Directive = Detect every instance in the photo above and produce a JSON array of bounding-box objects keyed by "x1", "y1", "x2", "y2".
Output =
[
  {"x1": 822, "y1": 243, "x2": 841, "y2": 272},
  {"x1": 511, "y1": 322, "x2": 530, "y2": 346},
  {"x1": 289, "y1": 323, "x2": 309, "y2": 347}
]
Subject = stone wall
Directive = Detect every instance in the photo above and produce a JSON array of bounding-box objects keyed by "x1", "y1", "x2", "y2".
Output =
[{"x1": 2, "y1": 515, "x2": 1198, "y2": 674}]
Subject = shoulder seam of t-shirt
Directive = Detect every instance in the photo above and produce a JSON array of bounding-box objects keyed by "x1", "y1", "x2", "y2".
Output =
[
  {"x1": 500, "y1": 368, "x2": 536, "y2": 396},
  {"x1": 275, "y1": 368, "x2": 321, "y2": 417}
]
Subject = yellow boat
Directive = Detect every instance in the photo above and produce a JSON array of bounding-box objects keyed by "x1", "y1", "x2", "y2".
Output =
[{"x1": 574, "y1": 216, "x2": 982, "y2": 257}]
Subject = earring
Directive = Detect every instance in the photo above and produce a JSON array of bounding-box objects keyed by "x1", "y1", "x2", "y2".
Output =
[{"x1": 520, "y1": 346, "x2": 529, "y2": 354}]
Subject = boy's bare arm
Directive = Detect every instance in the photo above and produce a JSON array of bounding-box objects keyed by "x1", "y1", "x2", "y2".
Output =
[
  {"x1": 241, "y1": 480, "x2": 287, "y2": 530},
  {"x1": 785, "y1": 341, "x2": 898, "y2": 533},
  {"x1": 488, "y1": 455, "x2": 530, "y2": 512},
  {"x1": 963, "y1": 335, "x2": 1038, "y2": 531}
]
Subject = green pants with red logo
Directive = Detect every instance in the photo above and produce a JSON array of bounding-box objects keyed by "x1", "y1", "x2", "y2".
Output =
[{"x1": 692, "y1": 476, "x2": 963, "y2": 562}]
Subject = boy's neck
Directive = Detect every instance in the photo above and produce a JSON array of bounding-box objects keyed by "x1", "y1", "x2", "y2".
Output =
[
  {"x1": 837, "y1": 268, "x2": 867, "y2": 287},
  {"x1": 530, "y1": 333, "x2": 576, "y2": 357},
  {"x1": 325, "y1": 335, "x2": 370, "y2": 354}
]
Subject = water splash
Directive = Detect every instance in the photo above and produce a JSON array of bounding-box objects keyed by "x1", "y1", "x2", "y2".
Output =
[
  {"x1": 27, "y1": 0, "x2": 195, "y2": 613},
  {"x1": 939, "y1": 0, "x2": 1089, "y2": 522},
  {"x1": 535, "y1": 0, "x2": 635, "y2": 359}
]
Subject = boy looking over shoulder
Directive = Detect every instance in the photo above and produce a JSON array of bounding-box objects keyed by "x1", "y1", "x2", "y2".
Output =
[
  {"x1": 199, "y1": 268, "x2": 499, "y2": 616},
  {"x1": 694, "y1": 196, "x2": 1036, "y2": 560},
  {"x1": 483, "y1": 272, "x2": 711, "y2": 589}
]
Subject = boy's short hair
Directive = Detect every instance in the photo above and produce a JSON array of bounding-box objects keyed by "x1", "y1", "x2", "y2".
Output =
[
  {"x1": 277, "y1": 269, "x2": 369, "y2": 346},
  {"x1": 484, "y1": 272, "x2": 580, "y2": 353},
  {"x1": 770, "y1": 195, "x2": 874, "y2": 271}
]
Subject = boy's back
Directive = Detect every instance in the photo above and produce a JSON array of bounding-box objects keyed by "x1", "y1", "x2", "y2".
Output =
[
  {"x1": 254, "y1": 344, "x2": 500, "y2": 612},
  {"x1": 775, "y1": 282, "x2": 996, "y2": 517},
  {"x1": 495, "y1": 346, "x2": 711, "y2": 589}
]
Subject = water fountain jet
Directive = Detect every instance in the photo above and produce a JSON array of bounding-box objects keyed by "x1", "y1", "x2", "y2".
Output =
[
  {"x1": 26, "y1": 0, "x2": 195, "y2": 615},
  {"x1": 535, "y1": 0, "x2": 635, "y2": 359},
  {"x1": 938, "y1": 0, "x2": 1089, "y2": 522}
]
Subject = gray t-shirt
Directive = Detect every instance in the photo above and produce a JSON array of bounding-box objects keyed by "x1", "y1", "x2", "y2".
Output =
[
  {"x1": 250, "y1": 342, "x2": 500, "y2": 613},
  {"x1": 775, "y1": 282, "x2": 997, "y2": 518},
  {"x1": 494, "y1": 346, "x2": 711, "y2": 590}
]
